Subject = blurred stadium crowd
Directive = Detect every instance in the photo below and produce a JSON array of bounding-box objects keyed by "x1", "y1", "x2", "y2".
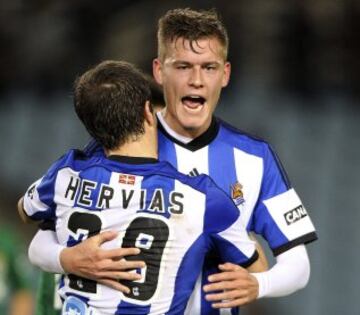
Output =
[{"x1": 0, "y1": 1, "x2": 359, "y2": 98}]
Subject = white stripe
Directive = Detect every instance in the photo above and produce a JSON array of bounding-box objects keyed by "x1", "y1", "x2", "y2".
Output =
[
  {"x1": 218, "y1": 215, "x2": 256, "y2": 259},
  {"x1": 175, "y1": 145, "x2": 209, "y2": 176},
  {"x1": 220, "y1": 308, "x2": 232, "y2": 315},
  {"x1": 184, "y1": 272, "x2": 202, "y2": 315},
  {"x1": 150, "y1": 180, "x2": 206, "y2": 314},
  {"x1": 233, "y1": 148, "x2": 263, "y2": 227},
  {"x1": 23, "y1": 177, "x2": 48, "y2": 216}
]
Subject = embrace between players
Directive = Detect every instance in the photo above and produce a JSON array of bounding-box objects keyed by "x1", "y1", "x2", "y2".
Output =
[{"x1": 18, "y1": 8, "x2": 317, "y2": 315}]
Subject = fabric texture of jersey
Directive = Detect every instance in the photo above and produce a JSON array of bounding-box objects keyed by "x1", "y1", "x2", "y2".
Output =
[
  {"x1": 81, "y1": 114, "x2": 317, "y2": 315},
  {"x1": 157, "y1": 114, "x2": 317, "y2": 315},
  {"x1": 23, "y1": 150, "x2": 257, "y2": 315}
]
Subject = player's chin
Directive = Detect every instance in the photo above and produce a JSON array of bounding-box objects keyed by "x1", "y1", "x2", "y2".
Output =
[
  {"x1": 182, "y1": 121, "x2": 206, "y2": 132},
  {"x1": 180, "y1": 114, "x2": 210, "y2": 130}
]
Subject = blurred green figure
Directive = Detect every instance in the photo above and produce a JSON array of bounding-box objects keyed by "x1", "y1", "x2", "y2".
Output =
[
  {"x1": 35, "y1": 272, "x2": 61, "y2": 315},
  {"x1": 0, "y1": 226, "x2": 34, "y2": 315}
]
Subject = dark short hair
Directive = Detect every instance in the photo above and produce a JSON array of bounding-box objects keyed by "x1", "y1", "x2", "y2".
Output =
[
  {"x1": 157, "y1": 8, "x2": 229, "y2": 60},
  {"x1": 74, "y1": 60, "x2": 151, "y2": 150},
  {"x1": 146, "y1": 74, "x2": 165, "y2": 110}
]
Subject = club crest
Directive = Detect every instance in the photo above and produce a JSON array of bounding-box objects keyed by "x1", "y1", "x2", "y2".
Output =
[{"x1": 231, "y1": 181, "x2": 245, "y2": 206}]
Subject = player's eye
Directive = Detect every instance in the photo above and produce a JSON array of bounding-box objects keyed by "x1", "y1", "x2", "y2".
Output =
[
  {"x1": 205, "y1": 65, "x2": 217, "y2": 71},
  {"x1": 176, "y1": 65, "x2": 189, "y2": 70}
]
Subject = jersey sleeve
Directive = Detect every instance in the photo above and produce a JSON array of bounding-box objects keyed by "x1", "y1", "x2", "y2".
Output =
[
  {"x1": 83, "y1": 138, "x2": 104, "y2": 157},
  {"x1": 22, "y1": 153, "x2": 70, "y2": 221},
  {"x1": 251, "y1": 144, "x2": 317, "y2": 256},
  {"x1": 204, "y1": 182, "x2": 258, "y2": 267},
  {"x1": 23, "y1": 174, "x2": 57, "y2": 221}
]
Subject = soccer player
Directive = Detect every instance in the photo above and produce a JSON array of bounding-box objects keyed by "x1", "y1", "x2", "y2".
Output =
[
  {"x1": 18, "y1": 60, "x2": 260, "y2": 314},
  {"x1": 26, "y1": 8, "x2": 317, "y2": 314},
  {"x1": 29, "y1": 75, "x2": 166, "y2": 315}
]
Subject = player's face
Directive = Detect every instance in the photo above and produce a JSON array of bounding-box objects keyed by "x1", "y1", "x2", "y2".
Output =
[{"x1": 153, "y1": 37, "x2": 231, "y2": 138}]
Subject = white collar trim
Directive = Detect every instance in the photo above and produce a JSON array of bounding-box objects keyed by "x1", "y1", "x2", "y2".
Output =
[{"x1": 156, "y1": 111, "x2": 193, "y2": 144}]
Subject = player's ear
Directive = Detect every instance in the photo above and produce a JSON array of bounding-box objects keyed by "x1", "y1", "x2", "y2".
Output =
[
  {"x1": 153, "y1": 58, "x2": 163, "y2": 85},
  {"x1": 144, "y1": 101, "x2": 155, "y2": 127},
  {"x1": 222, "y1": 61, "x2": 231, "y2": 87}
]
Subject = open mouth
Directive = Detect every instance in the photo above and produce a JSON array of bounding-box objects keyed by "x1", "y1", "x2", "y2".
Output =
[{"x1": 181, "y1": 95, "x2": 206, "y2": 109}]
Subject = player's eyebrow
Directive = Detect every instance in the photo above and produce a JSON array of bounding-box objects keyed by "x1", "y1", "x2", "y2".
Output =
[
  {"x1": 172, "y1": 60, "x2": 221, "y2": 67},
  {"x1": 173, "y1": 60, "x2": 192, "y2": 66},
  {"x1": 201, "y1": 61, "x2": 221, "y2": 68}
]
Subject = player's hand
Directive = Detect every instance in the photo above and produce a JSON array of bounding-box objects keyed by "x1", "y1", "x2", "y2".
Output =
[
  {"x1": 60, "y1": 230, "x2": 145, "y2": 293},
  {"x1": 203, "y1": 262, "x2": 259, "y2": 308}
]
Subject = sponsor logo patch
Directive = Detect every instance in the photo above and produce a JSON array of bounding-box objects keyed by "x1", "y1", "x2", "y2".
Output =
[
  {"x1": 284, "y1": 205, "x2": 308, "y2": 225},
  {"x1": 119, "y1": 173, "x2": 136, "y2": 185},
  {"x1": 231, "y1": 181, "x2": 245, "y2": 206},
  {"x1": 63, "y1": 296, "x2": 87, "y2": 315}
]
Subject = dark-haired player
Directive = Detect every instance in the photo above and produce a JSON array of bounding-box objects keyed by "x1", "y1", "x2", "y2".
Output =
[
  {"x1": 27, "y1": 8, "x2": 317, "y2": 315},
  {"x1": 19, "y1": 60, "x2": 261, "y2": 314}
]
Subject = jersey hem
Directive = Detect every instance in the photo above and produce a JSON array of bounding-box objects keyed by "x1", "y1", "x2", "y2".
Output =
[
  {"x1": 272, "y1": 232, "x2": 318, "y2": 256},
  {"x1": 39, "y1": 220, "x2": 56, "y2": 231},
  {"x1": 240, "y1": 250, "x2": 259, "y2": 268}
]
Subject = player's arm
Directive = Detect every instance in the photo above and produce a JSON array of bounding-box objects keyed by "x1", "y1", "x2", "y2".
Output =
[
  {"x1": 17, "y1": 196, "x2": 35, "y2": 224},
  {"x1": 252, "y1": 244, "x2": 310, "y2": 298},
  {"x1": 28, "y1": 228, "x2": 146, "y2": 293},
  {"x1": 247, "y1": 233, "x2": 268, "y2": 272},
  {"x1": 203, "y1": 239, "x2": 268, "y2": 309},
  {"x1": 204, "y1": 244, "x2": 310, "y2": 308},
  {"x1": 205, "y1": 144, "x2": 317, "y2": 308},
  {"x1": 202, "y1": 183, "x2": 264, "y2": 307}
]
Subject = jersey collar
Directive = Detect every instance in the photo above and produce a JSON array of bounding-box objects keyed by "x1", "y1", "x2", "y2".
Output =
[
  {"x1": 107, "y1": 155, "x2": 159, "y2": 164},
  {"x1": 157, "y1": 113, "x2": 219, "y2": 152}
]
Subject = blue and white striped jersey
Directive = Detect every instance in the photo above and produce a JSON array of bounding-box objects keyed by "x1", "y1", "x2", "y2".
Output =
[
  {"x1": 77, "y1": 113, "x2": 317, "y2": 315},
  {"x1": 23, "y1": 150, "x2": 258, "y2": 315},
  {"x1": 156, "y1": 114, "x2": 317, "y2": 315}
]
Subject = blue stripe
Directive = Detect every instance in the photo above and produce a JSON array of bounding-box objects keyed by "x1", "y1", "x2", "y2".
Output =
[
  {"x1": 116, "y1": 301, "x2": 151, "y2": 315},
  {"x1": 268, "y1": 144, "x2": 291, "y2": 189},
  {"x1": 166, "y1": 236, "x2": 208, "y2": 315},
  {"x1": 137, "y1": 174, "x2": 174, "y2": 219},
  {"x1": 34, "y1": 153, "x2": 72, "y2": 220},
  {"x1": 208, "y1": 128, "x2": 237, "y2": 200},
  {"x1": 201, "y1": 257, "x2": 221, "y2": 315},
  {"x1": 158, "y1": 130, "x2": 178, "y2": 169},
  {"x1": 210, "y1": 234, "x2": 253, "y2": 266},
  {"x1": 252, "y1": 202, "x2": 289, "y2": 250}
]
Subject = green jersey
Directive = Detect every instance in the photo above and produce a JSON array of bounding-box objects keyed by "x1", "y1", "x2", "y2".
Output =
[
  {"x1": 35, "y1": 272, "x2": 61, "y2": 315},
  {"x1": 0, "y1": 226, "x2": 32, "y2": 314}
]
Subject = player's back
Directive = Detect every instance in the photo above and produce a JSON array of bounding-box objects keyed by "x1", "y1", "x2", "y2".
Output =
[{"x1": 24, "y1": 149, "x2": 256, "y2": 315}]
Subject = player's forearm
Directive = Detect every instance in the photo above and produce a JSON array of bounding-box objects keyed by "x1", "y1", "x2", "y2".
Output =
[
  {"x1": 252, "y1": 244, "x2": 310, "y2": 298},
  {"x1": 28, "y1": 229, "x2": 65, "y2": 273}
]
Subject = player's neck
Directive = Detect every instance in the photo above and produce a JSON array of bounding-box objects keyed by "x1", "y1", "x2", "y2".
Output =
[{"x1": 106, "y1": 134, "x2": 158, "y2": 160}]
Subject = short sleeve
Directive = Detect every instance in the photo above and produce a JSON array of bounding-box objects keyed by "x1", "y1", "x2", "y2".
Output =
[
  {"x1": 252, "y1": 144, "x2": 317, "y2": 255},
  {"x1": 22, "y1": 153, "x2": 70, "y2": 221}
]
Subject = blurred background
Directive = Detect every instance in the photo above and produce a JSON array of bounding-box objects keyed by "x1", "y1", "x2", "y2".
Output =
[{"x1": 0, "y1": 0, "x2": 359, "y2": 314}]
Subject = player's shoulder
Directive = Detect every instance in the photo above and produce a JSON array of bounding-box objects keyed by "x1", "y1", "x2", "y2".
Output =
[
  {"x1": 165, "y1": 164, "x2": 223, "y2": 197},
  {"x1": 45, "y1": 148, "x2": 90, "y2": 177},
  {"x1": 216, "y1": 117, "x2": 272, "y2": 156}
]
